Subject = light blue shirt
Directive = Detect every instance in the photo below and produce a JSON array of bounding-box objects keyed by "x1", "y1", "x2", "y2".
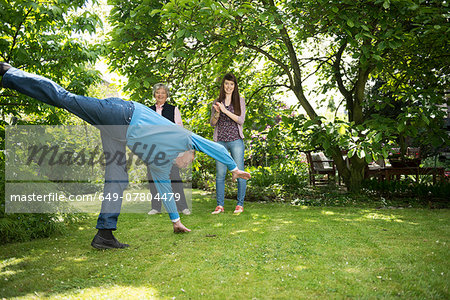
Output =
[{"x1": 127, "y1": 101, "x2": 238, "y2": 220}]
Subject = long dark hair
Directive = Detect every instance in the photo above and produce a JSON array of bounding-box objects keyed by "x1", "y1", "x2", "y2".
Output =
[{"x1": 218, "y1": 73, "x2": 241, "y2": 116}]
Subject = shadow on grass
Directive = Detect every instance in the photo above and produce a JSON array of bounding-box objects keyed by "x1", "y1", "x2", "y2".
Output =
[{"x1": 1, "y1": 190, "x2": 449, "y2": 299}]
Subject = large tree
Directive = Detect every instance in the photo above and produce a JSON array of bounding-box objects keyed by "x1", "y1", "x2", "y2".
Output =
[
  {"x1": 0, "y1": 0, "x2": 105, "y2": 242},
  {"x1": 107, "y1": 0, "x2": 449, "y2": 191},
  {"x1": 0, "y1": 0, "x2": 104, "y2": 125},
  {"x1": 106, "y1": 0, "x2": 292, "y2": 148}
]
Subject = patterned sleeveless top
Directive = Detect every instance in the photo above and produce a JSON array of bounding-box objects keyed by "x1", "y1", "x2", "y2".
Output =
[{"x1": 217, "y1": 103, "x2": 241, "y2": 142}]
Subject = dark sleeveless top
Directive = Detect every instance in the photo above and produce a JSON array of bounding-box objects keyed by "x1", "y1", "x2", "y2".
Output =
[
  {"x1": 217, "y1": 103, "x2": 240, "y2": 142},
  {"x1": 149, "y1": 103, "x2": 175, "y2": 123}
]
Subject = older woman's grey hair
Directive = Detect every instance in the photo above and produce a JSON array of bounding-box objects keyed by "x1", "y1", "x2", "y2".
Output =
[{"x1": 153, "y1": 83, "x2": 170, "y2": 98}]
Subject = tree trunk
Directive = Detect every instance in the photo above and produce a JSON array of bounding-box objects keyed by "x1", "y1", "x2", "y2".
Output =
[
  {"x1": 347, "y1": 163, "x2": 366, "y2": 192},
  {"x1": 330, "y1": 146, "x2": 366, "y2": 192},
  {"x1": 339, "y1": 64, "x2": 372, "y2": 191}
]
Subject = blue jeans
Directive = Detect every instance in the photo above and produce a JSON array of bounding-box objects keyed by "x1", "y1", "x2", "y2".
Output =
[
  {"x1": 147, "y1": 164, "x2": 188, "y2": 212},
  {"x1": 215, "y1": 139, "x2": 246, "y2": 207},
  {"x1": 3, "y1": 68, "x2": 134, "y2": 230}
]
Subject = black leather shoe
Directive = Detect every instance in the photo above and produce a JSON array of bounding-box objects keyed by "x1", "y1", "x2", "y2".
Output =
[
  {"x1": 0, "y1": 62, "x2": 11, "y2": 76},
  {"x1": 91, "y1": 234, "x2": 130, "y2": 249}
]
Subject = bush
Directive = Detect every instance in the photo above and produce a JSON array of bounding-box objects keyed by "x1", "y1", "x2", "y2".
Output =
[
  {"x1": 192, "y1": 158, "x2": 310, "y2": 203},
  {"x1": 361, "y1": 178, "x2": 450, "y2": 208},
  {"x1": 191, "y1": 150, "x2": 449, "y2": 209},
  {"x1": 0, "y1": 213, "x2": 86, "y2": 245},
  {"x1": 0, "y1": 158, "x2": 87, "y2": 245}
]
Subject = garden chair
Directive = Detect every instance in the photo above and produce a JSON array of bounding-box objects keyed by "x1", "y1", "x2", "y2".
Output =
[
  {"x1": 305, "y1": 151, "x2": 337, "y2": 186},
  {"x1": 365, "y1": 157, "x2": 386, "y2": 180}
]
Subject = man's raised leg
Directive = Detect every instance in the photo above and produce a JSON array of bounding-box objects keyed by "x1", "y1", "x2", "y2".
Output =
[{"x1": 1, "y1": 65, "x2": 133, "y2": 127}]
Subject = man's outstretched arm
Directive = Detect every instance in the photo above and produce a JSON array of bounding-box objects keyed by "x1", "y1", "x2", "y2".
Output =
[{"x1": 190, "y1": 133, "x2": 251, "y2": 180}]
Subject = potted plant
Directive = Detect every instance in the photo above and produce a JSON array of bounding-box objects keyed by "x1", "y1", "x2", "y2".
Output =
[{"x1": 388, "y1": 147, "x2": 421, "y2": 167}]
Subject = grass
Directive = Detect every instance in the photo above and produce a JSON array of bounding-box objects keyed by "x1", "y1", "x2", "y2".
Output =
[{"x1": 0, "y1": 189, "x2": 449, "y2": 299}]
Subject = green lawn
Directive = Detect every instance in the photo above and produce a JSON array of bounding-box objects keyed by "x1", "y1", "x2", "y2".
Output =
[{"x1": 0, "y1": 190, "x2": 449, "y2": 299}]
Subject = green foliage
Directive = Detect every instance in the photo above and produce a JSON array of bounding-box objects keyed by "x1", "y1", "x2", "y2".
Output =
[
  {"x1": 244, "y1": 162, "x2": 309, "y2": 202},
  {"x1": 106, "y1": 0, "x2": 449, "y2": 191},
  {"x1": 0, "y1": 155, "x2": 87, "y2": 244},
  {"x1": 106, "y1": 0, "x2": 164, "y2": 102},
  {"x1": 291, "y1": 114, "x2": 400, "y2": 163},
  {"x1": 361, "y1": 178, "x2": 450, "y2": 208},
  {"x1": 0, "y1": 0, "x2": 104, "y2": 124},
  {"x1": 193, "y1": 152, "x2": 310, "y2": 203},
  {"x1": 0, "y1": 0, "x2": 104, "y2": 244},
  {"x1": 0, "y1": 213, "x2": 86, "y2": 245},
  {"x1": 106, "y1": 0, "x2": 293, "y2": 137}
]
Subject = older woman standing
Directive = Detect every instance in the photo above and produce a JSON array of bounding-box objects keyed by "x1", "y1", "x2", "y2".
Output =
[
  {"x1": 147, "y1": 83, "x2": 191, "y2": 215},
  {"x1": 210, "y1": 73, "x2": 247, "y2": 214}
]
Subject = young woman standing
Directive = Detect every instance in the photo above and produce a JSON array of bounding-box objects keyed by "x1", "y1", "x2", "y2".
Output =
[{"x1": 210, "y1": 73, "x2": 247, "y2": 214}]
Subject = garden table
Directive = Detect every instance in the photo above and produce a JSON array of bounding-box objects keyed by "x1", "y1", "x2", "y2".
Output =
[{"x1": 379, "y1": 166, "x2": 445, "y2": 184}]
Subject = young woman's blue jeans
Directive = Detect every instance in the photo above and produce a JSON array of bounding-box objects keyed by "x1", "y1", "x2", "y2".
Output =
[
  {"x1": 2, "y1": 68, "x2": 134, "y2": 230},
  {"x1": 215, "y1": 139, "x2": 246, "y2": 207}
]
